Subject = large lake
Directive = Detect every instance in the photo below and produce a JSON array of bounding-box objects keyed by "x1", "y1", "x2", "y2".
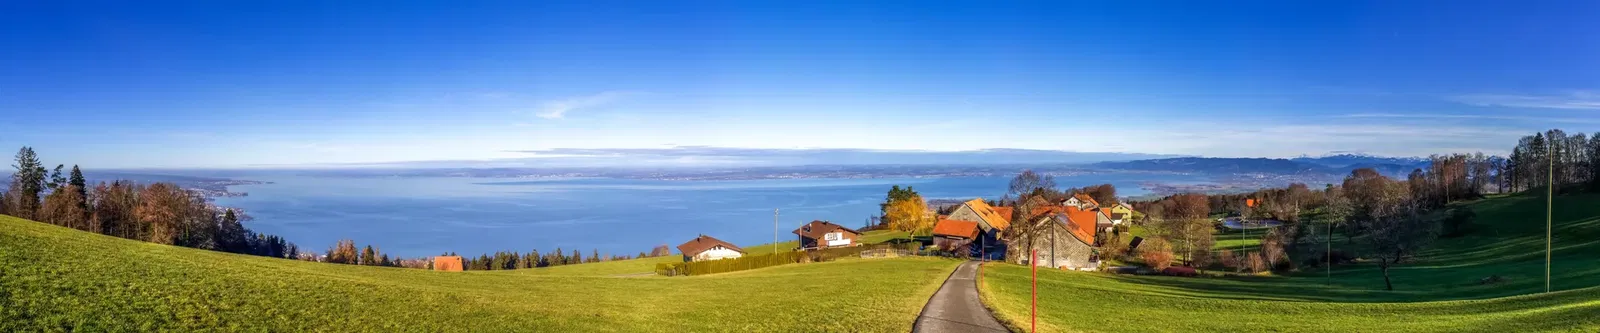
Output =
[{"x1": 213, "y1": 173, "x2": 1206, "y2": 258}]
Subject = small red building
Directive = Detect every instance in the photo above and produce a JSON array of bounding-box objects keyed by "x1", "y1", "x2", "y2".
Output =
[{"x1": 432, "y1": 256, "x2": 464, "y2": 272}]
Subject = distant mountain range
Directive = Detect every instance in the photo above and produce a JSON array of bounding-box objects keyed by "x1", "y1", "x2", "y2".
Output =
[
  {"x1": 1091, "y1": 154, "x2": 1431, "y2": 178},
  {"x1": 315, "y1": 147, "x2": 1185, "y2": 169}
]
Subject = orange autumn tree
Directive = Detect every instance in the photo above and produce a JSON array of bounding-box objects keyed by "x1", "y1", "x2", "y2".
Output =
[{"x1": 884, "y1": 194, "x2": 935, "y2": 235}]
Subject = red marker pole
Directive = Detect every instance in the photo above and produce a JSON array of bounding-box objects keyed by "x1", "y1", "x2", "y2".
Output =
[{"x1": 1031, "y1": 249, "x2": 1038, "y2": 333}]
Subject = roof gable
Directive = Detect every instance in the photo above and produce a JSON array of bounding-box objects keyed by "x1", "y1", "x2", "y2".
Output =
[
  {"x1": 961, "y1": 199, "x2": 1011, "y2": 231},
  {"x1": 932, "y1": 219, "x2": 981, "y2": 239},
  {"x1": 1073, "y1": 194, "x2": 1101, "y2": 207},
  {"x1": 992, "y1": 207, "x2": 1014, "y2": 221},
  {"x1": 1060, "y1": 207, "x2": 1100, "y2": 245},
  {"x1": 792, "y1": 220, "x2": 861, "y2": 239},
  {"x1": 677, "y1": 235, "x2": 745, "y2": 256}
]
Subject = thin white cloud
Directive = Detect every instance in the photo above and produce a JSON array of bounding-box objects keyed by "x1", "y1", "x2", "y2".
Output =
[
  {"x1": 536, "y1": 91, "x2": 635, "y2": 119},
  {"x1": 1450, "y1": 91, "x2": 1600, "y2": 110},
  {"x1": 1120, "y1": 120, "x2": 1529, "y2": 158},
  {"x1": 1338, "y1": 113, "x2": 1600, "y2": 124}
]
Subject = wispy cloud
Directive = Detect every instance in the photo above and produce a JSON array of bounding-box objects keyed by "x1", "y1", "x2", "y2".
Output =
[
  {"x1": 1130, "y1": 119, "x2": 1529, "y2": 157},
  {"x1": 1449, "y1": 91, "x2": 1600, "y2": 110},
  {"x1": 536, "y1": 91, "x2": 635, "y2": 119},
  {"x1": 1337, "y1": 113, "x2": 1600, "y2": 124}
]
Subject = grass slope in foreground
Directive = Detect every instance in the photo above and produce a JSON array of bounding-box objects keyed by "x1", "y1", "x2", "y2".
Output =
[
  {"x1": 0, "y1": 215, "x2": 961, "y2": 332},
  {"x1": 981, "y1": 193, "x2": 1600, "y2": 332}
]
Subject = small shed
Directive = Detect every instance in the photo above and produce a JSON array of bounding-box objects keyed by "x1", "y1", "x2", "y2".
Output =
[
  {"x1": 931, "y1": 219, "x2": 981, "y2": 252},
  {"x1": 433, "y1": 255, "x2": 464, "y2": 272}
]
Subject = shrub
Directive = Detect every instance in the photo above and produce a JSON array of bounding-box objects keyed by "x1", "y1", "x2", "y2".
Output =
[
  {"x1": 654, "y1": 262, "x2": 686, "y2": 276},
  {"x1": 1326, "y1": 250, "x2": 1356, "y2": 265},
  {"x1": 1098, "y1": 237, "x2": 1129, "y2": 262},
  {"x1": 1441, "y1": 208, "x2": 1477, "y2": 238},
  {"x1": 1479, "y1": 275, "x2": 1508, "y2": 285},
  {"x1": 1161, "y1": 266, "x2": 1198, "y2": 277},
  {"x1": 1245, "y1": 252, "x2": 1267, "y2": 273},
  {"x1": 1139, "y1": 238, "x2": 1175, "y2": 271},
  {"x1": 1218, "y1": 249, "x2": 1238, "y2": 271}
]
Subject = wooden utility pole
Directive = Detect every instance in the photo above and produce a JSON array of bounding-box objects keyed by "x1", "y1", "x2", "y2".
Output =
[
  {"x1": 1546, "y1": 138, "x2": 1554, "y2": 293},
  {"x1": 774, "y1": 209, "x2": 780, "y2": 254}
]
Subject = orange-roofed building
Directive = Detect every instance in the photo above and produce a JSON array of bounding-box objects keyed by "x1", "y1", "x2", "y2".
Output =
[
  {"x1": 949, "y1": 199, "x2": 1011, "y2": 232},
  {"x1": 991, "y1": 206, "x2": 1014, "y2": 222},
  {"x1": 1016, "y1": 205, "x2": 1101, "y2": 271},
  {"x1": 1065, "y1": 194, "x2": 1101, "y2": 210},
  {"x1": 947, "y1": 198, "x2": 1011, "y2": 260},
  {"x1": 931, "y1": 219, "x2": 981, "y2": 252}
]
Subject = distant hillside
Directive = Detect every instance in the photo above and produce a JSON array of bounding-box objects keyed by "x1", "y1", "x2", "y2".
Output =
[
  {"x1": 1093, "y1": 155, "x2": 1428, "y2": 178},
  {"x1": 1290, "y1": 153, "x2": 1428, "y2": 168},
  {"x1": 1091, "y1": 157, "x2": 1334, "y2": 175},
  {"x1": 1292, "y1": 154, "x2": 1432, "y2": 177}
]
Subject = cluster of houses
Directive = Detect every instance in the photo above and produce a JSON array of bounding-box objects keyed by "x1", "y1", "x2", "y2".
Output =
[
  {"x1": 674, "y1": 194, "x2": 1139, "y2": 272},
  {"x1": 677, "y1": 220, "x2": 866, "y2": 262},
  {"x1": 931, "y1": 194, "x2": 1137, "y2": 271},
  {"x1": 430, "y1": 193, "x2": 1140, "y2": 271},
  {"x1": 675, "y1": 193, "x2": 1140, "y2": 272}
]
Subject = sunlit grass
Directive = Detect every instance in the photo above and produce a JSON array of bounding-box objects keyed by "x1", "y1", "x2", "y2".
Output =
[
  {"x1": 0, "y1": 215, "x2": 960, "y2": 332},
  {"x1": 980, "y1": 193, "x2": 1600, "y2": 332}
]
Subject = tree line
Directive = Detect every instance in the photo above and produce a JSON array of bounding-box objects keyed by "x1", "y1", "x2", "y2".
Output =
[
  {"x1": 1504, "y1": 129, "x2": 1600, "y2": 193},
  {"x1": 2, "y1": 147, "x2": 300, "y2": 259},
  {"x1": 444, "y1": 247, "x2": 663, "y2": 271},
  {"x1": 1128, "y1": 128, "x2": 1600, "y2": 290}
]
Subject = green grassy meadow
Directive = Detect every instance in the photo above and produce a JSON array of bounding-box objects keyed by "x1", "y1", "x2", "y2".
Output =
[
  {"x1": 0, "y1": 215, "x2": 961, "y2": 332},
  {"x1": 981, "y1": 193, "x2": 1600, "y2": 332},
  {"x1": 8, "y1": 192, "x2": 1600, "y2": 332}
]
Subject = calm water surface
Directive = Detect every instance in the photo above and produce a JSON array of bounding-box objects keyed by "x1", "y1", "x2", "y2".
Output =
[{"x1": 214, "y1": 173, "x2": 1203, "y2": 257}]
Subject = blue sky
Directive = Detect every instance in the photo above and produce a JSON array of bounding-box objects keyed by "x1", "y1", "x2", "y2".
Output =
[{"x1": 2, "y1": 1, "x2": 1598, "y2": 168}]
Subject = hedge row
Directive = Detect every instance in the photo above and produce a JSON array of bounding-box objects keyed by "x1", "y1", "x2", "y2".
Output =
[
  {"x1": 655, "y1": 251, "x2": 804, "y2": 276},
  {"x1": 654, "y1": 243, "x2": 923, "y2": 276},
  {"x1": 807, "y1": 242, "x2": 919, "y2": 262}
]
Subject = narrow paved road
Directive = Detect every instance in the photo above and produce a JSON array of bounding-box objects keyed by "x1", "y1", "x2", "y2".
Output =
[{"x1": 912, "y1": 260, "x2": 1008, "y2": 333}]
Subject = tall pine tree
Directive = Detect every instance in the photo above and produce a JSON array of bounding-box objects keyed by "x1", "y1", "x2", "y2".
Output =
[
  {"x1": 9, "y1": 147, "x2": 48, "y2": 219},
  {"x1": 46, "y1": 164, "x2": 65, "y2": 190},
  {"x1": 69, "y1": 165, "x2": 87, "y2": 199}
]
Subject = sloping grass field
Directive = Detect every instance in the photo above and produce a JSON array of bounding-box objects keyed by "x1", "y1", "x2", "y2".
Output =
[
  {"x1": 981, "y1": 193, "x2": 1600, "y2": 332},
  {"x1": 0, "y1": 215, "x2": 961, "y2": 332},
  {"x1": 7, "y1": 192, "x2": 1600, "y2": 332}
]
